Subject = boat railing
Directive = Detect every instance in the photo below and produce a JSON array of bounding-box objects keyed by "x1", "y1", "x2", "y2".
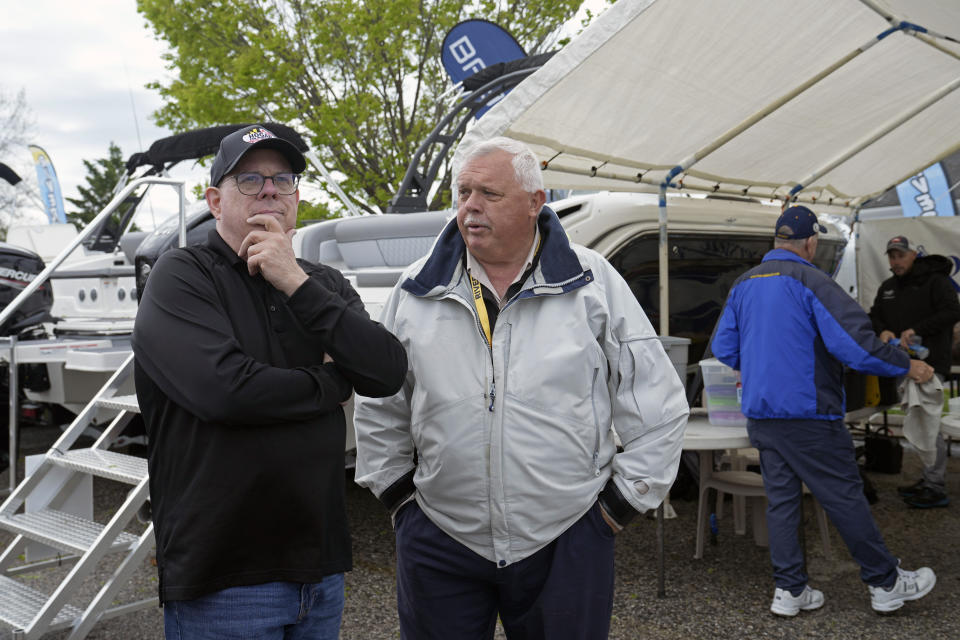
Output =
[{"x1": 0, "y1": 177, "x2": 188, "y2": 331}]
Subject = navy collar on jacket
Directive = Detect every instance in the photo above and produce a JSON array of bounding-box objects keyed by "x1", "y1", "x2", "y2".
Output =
[{"x1": 402, "y1": 206, "x2": 585, "y2": 297}]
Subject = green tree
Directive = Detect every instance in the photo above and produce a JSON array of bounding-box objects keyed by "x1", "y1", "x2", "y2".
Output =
[
  {"x1": 137, "y1": 0, "x2": 584, "y2": 215},
  {"x1": 65, "y1": 142, "x2": 132, "y2": 238},
  {"x1": 297, "y1": 199, "x2": 338, "y2": 225}
]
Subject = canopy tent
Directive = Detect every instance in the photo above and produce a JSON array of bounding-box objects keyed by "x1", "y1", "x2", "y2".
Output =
[
  {"x1": 459, "y1": 0, "x2": 960, "y2": 208},
  {"x1": 456, "y1": 0, "x2": 960, "y2": 333}
]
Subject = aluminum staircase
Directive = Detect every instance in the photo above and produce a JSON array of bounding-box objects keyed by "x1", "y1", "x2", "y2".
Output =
[{"x1": 0, "y1": 354, "x2": 155, "y2": 639}]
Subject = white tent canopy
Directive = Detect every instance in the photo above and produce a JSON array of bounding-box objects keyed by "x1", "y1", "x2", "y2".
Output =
[{"x1": 458, "y1": 0, "x2": 960, "y2": 211}]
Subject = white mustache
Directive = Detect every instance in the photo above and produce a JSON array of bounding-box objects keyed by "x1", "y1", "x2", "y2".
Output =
[{"x1": 462, "y1": 217, "x2": 489, "y2": 227}]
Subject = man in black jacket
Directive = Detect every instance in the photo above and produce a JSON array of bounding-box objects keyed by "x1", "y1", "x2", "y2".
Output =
[
  {"x1": 133, "y1": 124, "x2": 407, "y2": 639},
  {"x1": 870, "y1": 234, "x2": 960, "y2": 509}
]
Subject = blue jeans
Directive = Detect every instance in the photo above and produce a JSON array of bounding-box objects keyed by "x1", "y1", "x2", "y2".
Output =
[{"x1": 163, "y1": 576, "x2": 345, "y2": 640}]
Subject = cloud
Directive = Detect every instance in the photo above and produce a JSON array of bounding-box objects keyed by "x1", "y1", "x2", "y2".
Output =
[{"x1": 1, "y1": 0, "x2": 179, "y2": 209}]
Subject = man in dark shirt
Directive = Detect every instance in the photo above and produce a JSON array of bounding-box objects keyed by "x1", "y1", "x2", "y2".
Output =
[
  {"x1": 133, "y1": 124, "x2": 406, "y2": 639},
  {"x1": 870, "y1": 234, "x2": 960, "y2": 509}
]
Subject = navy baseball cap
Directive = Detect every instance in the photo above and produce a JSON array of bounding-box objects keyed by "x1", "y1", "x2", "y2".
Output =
[
  {"x1": 775, "y1": 205, "x2": 826, "y2": 240},
  {"x1": 210, "y1": 124, "x2": 306, "y2": 187}
]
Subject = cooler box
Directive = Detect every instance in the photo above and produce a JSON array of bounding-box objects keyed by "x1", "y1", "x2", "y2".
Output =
[{"x1": 699, "y1": 358, "x2": 747, "y2": 426}]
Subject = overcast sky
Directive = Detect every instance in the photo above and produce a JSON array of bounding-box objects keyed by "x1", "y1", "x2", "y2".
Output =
[
  {"x1": 3, "y1": 1, "x2": 607, "y2": 227},
  {"x1": 3, "y1": 1, "x2": 181, "y2": 224}
]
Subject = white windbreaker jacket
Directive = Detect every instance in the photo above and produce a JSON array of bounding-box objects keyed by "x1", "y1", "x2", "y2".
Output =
[{"x1": 354, "y1": 208, "x2": 688, "y2": 567}]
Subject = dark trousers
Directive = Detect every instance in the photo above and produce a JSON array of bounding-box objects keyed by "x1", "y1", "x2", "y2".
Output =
[
  {"x1": 748, "y1": 418, "x2": 898, "y2": 594},
  {"x1": 394, "y1": 501, "x2": 615, "y2": 640}
]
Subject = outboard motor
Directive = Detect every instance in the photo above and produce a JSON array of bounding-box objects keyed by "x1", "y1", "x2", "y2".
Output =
[
  {"x1": 0, "y1": 241, "x2": 53, "y2": 335},
  {"x1": 0, "y1": 241, "x2": 54, "y2": 472}
]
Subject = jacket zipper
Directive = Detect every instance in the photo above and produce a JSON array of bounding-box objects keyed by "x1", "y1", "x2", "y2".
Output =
[
  {"x1": 591, "y1": 367, "x2": 602, "y2": 476},
  {"x1": 486, "y1": 338, "x2": 496, "y2": 412},
  {"x1": 469, "y1": 296, "x2": 496, "y2": 412}
]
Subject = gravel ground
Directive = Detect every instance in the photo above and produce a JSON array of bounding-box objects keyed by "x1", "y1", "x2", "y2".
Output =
[{"x1": 2, "y1": 423, "x2": 959, "y2": 640}]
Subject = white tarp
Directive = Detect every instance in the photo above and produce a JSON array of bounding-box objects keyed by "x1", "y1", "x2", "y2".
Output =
[
  {"x1": 856, "y1": 216, "x2": 960, "y2": 309},
  {"x1": 458, "y1": 0, "x2": 960, "y2": 211}
]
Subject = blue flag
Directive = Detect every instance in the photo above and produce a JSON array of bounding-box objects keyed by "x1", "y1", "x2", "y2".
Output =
[
  {"x1": 441, "y1": 19, "x2": 526, "y2": 119},
  {"x1": 895, "y1": 162, "x2": 956, "y2": 217},
  {"x1": 28, "y1": 145, "x2": 67, "y2": 224}
]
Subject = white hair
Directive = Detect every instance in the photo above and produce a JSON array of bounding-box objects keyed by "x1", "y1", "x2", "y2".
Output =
[
  {"x1": 774, "y1": 237, "x2": 807, "y2": 251},
  {"x1": 454, "y1": 136, "x2": 544, "y2": 193}
]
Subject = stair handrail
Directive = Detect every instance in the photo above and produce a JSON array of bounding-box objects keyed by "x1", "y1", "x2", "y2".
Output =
[{"x1": 0, "y1": 353, "x2": 136, "y2": 517}]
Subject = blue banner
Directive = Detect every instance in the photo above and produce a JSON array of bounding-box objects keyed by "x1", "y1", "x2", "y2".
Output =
[
  {"x1": 28, "y1": 145, "x2": 67, "y2": 224},
  {"x1": 441, "y1": 19, "x2": 526, "y2": 119},
  {"x1": 895, "y1": 162, "x2": 956, "y2": 217}
]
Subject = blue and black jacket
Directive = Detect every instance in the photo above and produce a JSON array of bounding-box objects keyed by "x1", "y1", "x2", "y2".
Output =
[{"x1": 711, "y1": 248, "x2": 910, "y2": 421}]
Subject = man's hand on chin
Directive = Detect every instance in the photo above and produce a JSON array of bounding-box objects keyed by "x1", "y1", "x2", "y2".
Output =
[{"x1": 238, "y1": 214, "x2": 308, "y2": 295}]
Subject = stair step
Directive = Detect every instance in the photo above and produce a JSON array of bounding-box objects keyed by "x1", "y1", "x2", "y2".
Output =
[
  {"x1": 0, "y1": 509, "x2": 139, "y2": 556},
  {"x1": 96, "y1": 393, "x2": 140, "y2": 413},
  {"x1": 0, "y1": 574, "x2": 82, "y2": 632},
  {"x1": 48, "y1": 449, "x2": 148, "y2": 484}
]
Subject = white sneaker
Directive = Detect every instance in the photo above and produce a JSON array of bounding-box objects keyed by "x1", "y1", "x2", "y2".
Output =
[
  {"x1": 869, "y1": 566, "x2": 936, "y2": 612},
  {"x1": 770, "y1": 585, "x2": 825, "y2": 617}
]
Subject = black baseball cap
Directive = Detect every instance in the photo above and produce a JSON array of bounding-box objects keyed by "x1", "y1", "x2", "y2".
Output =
[
  {"x1": 210, "y1": 124, "x2": 306, "y2": 187},
  {"x1": 885, "y1": 235, "x2": 915, "y2": 253},
  {"x1": 775, "y1": 205, "x2": 826, "y2": 239}
]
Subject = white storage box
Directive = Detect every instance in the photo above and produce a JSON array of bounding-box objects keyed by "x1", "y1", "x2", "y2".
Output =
[{"x1": 699, "y1": 358, "x2": 747, "y2": 427}]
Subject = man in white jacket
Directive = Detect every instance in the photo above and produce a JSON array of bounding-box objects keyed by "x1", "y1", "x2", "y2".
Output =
[{"x1": 354, "y1": 137, "x2": 688, "y2": 640}]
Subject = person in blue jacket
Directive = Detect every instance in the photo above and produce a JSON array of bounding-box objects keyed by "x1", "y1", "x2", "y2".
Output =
[{"x1": 710, "y1": 205, "x2": 937, "y2": 617}]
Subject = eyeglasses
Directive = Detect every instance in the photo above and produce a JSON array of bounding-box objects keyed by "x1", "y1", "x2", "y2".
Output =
[{"x1": 229, "y1": 172, "x2": 300, "y2": 195}]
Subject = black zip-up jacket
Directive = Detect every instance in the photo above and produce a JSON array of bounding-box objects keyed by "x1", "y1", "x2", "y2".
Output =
[
  {"x1": 869, "y1": 253, "x2": 960, "y2": 377},
  {"x1": 132, "y1": 229, "x2": 406, "y2": 603}
]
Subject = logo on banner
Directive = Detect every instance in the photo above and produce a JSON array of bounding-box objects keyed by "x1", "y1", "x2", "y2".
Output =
[
  {"x1": 441, "y1": 19, "x2": 526, "y2": 119},
  {"x1": 895, "y1": 162, "x2": 956, "y2": 217}
]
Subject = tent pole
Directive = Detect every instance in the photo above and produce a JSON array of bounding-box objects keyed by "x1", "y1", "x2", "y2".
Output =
[
  {"x1": 658, "y1": 174, "x2": 678, "y2": 337},
  {"x1": 859, "y1": 0, "x2": 960, "y2": 47},
  {"x1": 852, "y1": 206, "x2": 863, "y2": 307}
]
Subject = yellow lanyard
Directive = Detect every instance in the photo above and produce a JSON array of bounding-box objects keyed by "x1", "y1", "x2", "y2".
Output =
[
  {"x1": 469, "y1": 272, "x2": 492, "y2": 347},
  {"x1": 467, "y1": 236, "x2": 540, "y2": 347}
]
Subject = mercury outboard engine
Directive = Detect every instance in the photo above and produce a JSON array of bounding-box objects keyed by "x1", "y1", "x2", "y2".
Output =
[
  {"x1": 0, "y1": 241, "x2": 54, "y2": 472},
  {"x1": 0, "y1": 241, "x2": 53, "y2": 335}
]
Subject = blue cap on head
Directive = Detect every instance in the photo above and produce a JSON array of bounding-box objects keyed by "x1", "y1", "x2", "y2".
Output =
[{"x1": 775, "y1": 205, "x2": 826, "y2": 240}]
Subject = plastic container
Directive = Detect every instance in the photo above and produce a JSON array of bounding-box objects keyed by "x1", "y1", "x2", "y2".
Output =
[{"x1": 699, "y1": 358, "x2": 748, "y2": 426}]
